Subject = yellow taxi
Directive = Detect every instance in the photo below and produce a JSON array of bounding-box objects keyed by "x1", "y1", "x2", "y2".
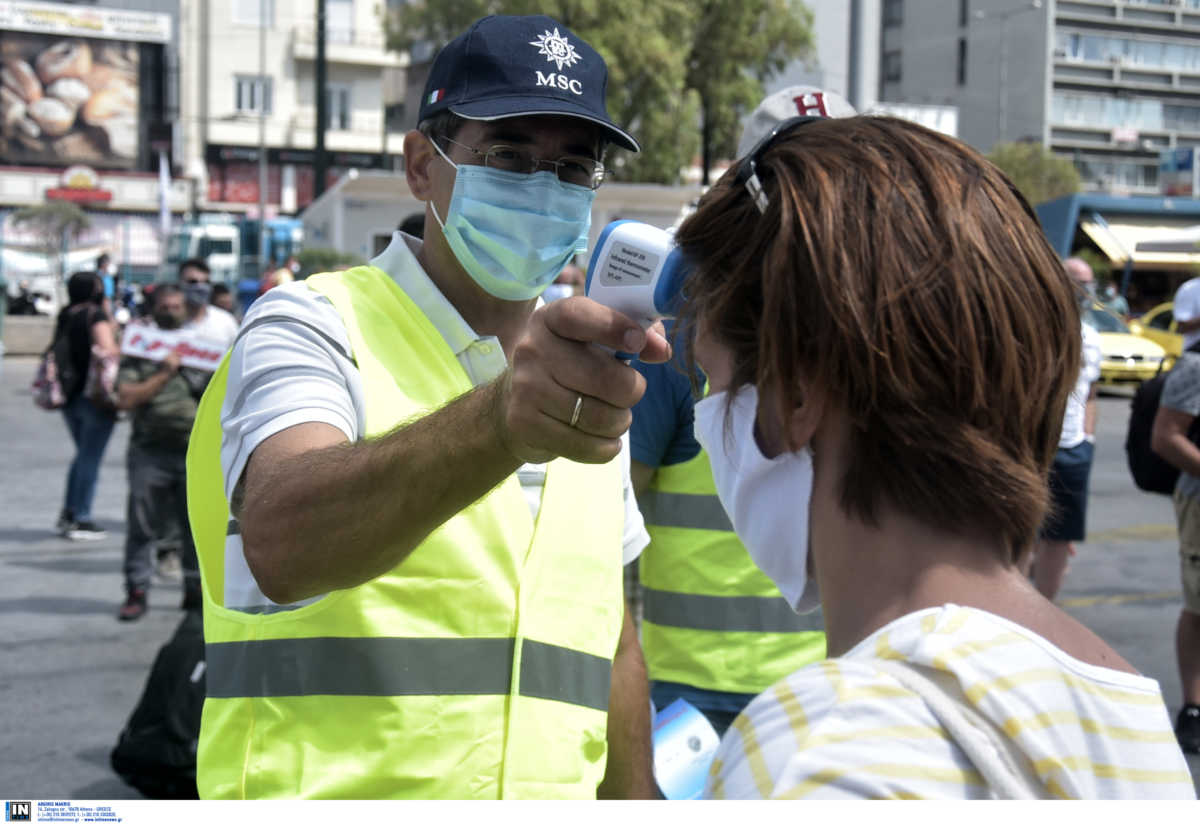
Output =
[
  {"x1": 1129, "y1": 302, "x2": 1183, "y2": 360},
  {"x1": 1084, "y1": 303, "x2": 1168, "y2": 386}
]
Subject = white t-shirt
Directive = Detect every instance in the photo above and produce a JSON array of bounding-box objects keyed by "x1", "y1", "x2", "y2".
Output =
[
  {"x1": 1175, "y1": 277, "x2": 1200, "y2": 350},
  {"x1": 1059, "y1": 322, "x2": 1102, "y2": 449},
  {"x1": 185, "y1": 304, "x2": 239, "y2": 350},
  {"x1": 218, "y1": 232, "x2": 648, "y2": 609},
  {"x1": 707, "y1": 605, "x2": 1194, "y2": 800}
]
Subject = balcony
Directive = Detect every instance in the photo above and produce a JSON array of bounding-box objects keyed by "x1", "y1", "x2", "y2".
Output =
[
  {"x1": 1056, "y1": 0, "x2": 1200, "y2": 34},
  {"x1": 292, "y1": 25, "x2": 408, "y2": 68}
]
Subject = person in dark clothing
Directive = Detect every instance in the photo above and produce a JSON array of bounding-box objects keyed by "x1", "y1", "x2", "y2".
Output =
[
  {"x1": 56, "y1": 271, "x2": 119, "y2": 540},
  {"x1": 114, "y1": 284, "x2": 207, "y2": 620}
]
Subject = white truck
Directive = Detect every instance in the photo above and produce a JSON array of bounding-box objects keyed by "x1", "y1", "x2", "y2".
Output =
[{"x1": 164, "y1": 217, "x2": 240, "y2": 283}]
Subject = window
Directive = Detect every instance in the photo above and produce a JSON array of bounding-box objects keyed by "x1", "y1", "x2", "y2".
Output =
[
  {"x1": 957, "y1": 38, "x2": 967, "y2": 85},
  {"x1": 1149, "y1": 309, "x2": 1174, "y2": 331},
  {"x1": 198, "y1": 238, "x2": 235, "y2": 257},
  {"x1": 328, "y1": 0, "x2": 354, "y2": 44},
  {"x1": 325, "y1": 84, "x2": 351, "y2": 130},
  {"x1": 232, "y1": 0, "x2": 273, "y2": 26},
  {"x1": 883, "y1": 51, "x2": 902, "y2": 84},
  {"x1": 884, "y1": 0, "x2": 903, "y2": 28},
  {"x1": 959, "y1": 0, "x2": 968, "y2": 27},
  {"x1": 235, "y1": 75, "x2": 273, "y2": 115}
]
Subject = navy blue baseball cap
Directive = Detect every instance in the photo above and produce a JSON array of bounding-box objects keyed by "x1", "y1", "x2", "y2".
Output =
[{"x1": 419, "y1": 15, "x2": 640, "y2": 152}]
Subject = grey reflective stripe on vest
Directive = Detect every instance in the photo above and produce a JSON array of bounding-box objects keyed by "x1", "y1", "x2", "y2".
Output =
[
  {"x1": 519, "y1": 639, "x2": 611, "y2": 711},
  {"x1": 639, "y1": 491, "x2": 732, "y2": 532},
  {"x1": 205, "y1": 636, "x2": 611, "y2": 711},
  {"x1": 642, "y1": 587, "x2": 825, "y2": 634}
]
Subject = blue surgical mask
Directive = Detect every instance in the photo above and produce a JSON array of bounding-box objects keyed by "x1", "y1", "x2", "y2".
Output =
[{"x1": 430, "y1": 142, "x2": 595, "y2": 301}]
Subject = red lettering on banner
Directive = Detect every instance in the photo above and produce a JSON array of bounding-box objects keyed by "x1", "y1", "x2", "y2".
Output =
[{"x1": 793, "y1": 93, "x2": 829, "y2": 117}]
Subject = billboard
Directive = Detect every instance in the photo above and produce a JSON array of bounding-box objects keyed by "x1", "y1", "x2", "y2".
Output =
[{"x1": 0, "y1": 2, "x2": 169, "y2": 170}]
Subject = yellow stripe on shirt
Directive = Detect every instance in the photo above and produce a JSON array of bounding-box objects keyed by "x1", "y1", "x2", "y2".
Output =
[
  {"x1": 729, "y1": 709, "x2": 775, "y2": 798},
  {"x1": 931, "y1": 633, "x2": 1027, "y2": 670},
  {"x1": 771, "y1": 680, "x2": 810, "y2": 749},
  {"x1": 778, "y1": 762, "x2": 987, "y2": 799},
  {"x1": 1031, "y1": 755, "x2": 1194, "y2": 785},
  {"x1": 708, "y1": 757, "x2": 726, "y2": 800},
  {"x1": 964, "y1": 668, "x2": 1166, "y2": 706},
  {"x1": 1001, "y1": 710, "x2": 1179, "y2": 743}
]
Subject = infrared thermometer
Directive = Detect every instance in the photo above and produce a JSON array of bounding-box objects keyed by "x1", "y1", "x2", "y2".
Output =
[{"x1": 585, "y1": 221, "x2": 689, "y2": 358}]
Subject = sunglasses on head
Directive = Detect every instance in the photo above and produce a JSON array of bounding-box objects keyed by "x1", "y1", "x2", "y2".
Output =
[{"x1": 732, "y1": 115, "x2": 822, "y2": 214}]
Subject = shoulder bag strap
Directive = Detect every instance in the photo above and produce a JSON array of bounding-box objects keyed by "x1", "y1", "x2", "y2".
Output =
[{"x1": 873, "y1": 659, "x2": 1050, "y2": 799}]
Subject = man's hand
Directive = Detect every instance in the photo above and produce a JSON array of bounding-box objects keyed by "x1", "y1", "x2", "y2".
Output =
[
  {"x1": 117, "y1": 348, "x2": 183, "y2": 411},
  {"x1": 162, "y1": 348, "x2": 183, "y2": 374},
  {"x1": 497, "y1": 297, "x2": 671, "y2": 465}
]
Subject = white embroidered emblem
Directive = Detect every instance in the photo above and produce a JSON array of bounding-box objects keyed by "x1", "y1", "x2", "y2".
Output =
[{"x1": 530, "y1": 28, "x2": 581, "y2": 71}]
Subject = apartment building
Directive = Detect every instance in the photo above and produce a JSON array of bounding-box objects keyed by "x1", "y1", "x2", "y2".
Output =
[
  {"x1": 179, "y1": 0, "x2": 407, "y2": 215},
  {"x1": 879, "y1": 0, "x2": 1200, "y2": 194}
]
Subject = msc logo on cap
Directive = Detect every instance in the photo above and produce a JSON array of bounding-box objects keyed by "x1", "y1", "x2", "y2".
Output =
[
  {"x1": 5, "y1": 801, "x2": 31, "y2": 822},
  {"x1": 530, "y1": 28, "x2": 580, "y2": 70},
  {"x1": 531, "y1": 28, "x2": 584, "y2": 96}
]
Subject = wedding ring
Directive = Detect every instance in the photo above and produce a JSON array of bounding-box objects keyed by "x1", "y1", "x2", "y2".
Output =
[{"x1": 569, "y1": 395, "x2": 583, "y2": 428}]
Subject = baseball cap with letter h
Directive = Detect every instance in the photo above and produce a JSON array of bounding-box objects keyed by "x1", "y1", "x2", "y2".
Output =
[{"x1": 419, "y1": 14, "x2": 640, "y2": 152}]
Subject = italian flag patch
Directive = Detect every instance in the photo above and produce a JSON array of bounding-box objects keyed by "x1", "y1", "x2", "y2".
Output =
[{"x1": 428, "y1": 89, "x2": 445, "y2": 104}]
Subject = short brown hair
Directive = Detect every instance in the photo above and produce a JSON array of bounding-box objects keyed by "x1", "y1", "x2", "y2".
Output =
[{"x1": 675, "y1": 116, "x2": 1080, "y2": 560}]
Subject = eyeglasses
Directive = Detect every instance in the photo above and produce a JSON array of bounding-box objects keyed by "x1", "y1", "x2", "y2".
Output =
[
  {"x1": 439, "y1": 135, "x2": 606, "y2": 190},
  {"x1": 733, "y1": 115, "x2": 822, "y2": 214}
]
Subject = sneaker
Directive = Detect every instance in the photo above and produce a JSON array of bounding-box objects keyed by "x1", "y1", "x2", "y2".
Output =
[
  {"x1": 118, "y1": 589, "x2": 148, "y2": 622},
  {"x1": 155, "y1": 551, "x2": 182, "y2": 581},
  {"x1": 1177, "y1": 705, "x2": 1200, "y2": 754},
  {"x1": 67, "y1": 521, "x2": 106, "y2": 541},
  {"x1": 55, "y1": 510, "x2": 74, "y2": 537}
]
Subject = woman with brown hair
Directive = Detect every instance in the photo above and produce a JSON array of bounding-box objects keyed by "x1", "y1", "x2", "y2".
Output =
[
  {"x1": 676, "y1": 115, "x2": 1194, "y2": 799},
  {"x1": 54, "y1": 270, "x2": 119, "y2": 540}
]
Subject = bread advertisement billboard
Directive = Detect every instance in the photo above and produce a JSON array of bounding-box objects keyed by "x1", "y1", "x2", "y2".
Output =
[{"x1": 0, "y1": 1, "x2": 169, "y2": 169}]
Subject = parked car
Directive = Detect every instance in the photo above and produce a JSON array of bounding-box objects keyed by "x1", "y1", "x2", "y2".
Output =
[
  {"x1": 1129, "y1": 301, "x2": 1183, "y2": 361},
  {"x1": 1084, "y1": 303, "x2": 1168, "y2": 386}
]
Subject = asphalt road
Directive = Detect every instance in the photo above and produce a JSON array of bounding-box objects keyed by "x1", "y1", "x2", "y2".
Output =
[{"x1": 1, "y1": 357, "x2": 1197, "y2": 798}]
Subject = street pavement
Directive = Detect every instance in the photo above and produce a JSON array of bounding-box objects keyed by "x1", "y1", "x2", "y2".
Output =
[{"x1": 1, "y1": 356, "x2": 1198, "y2": 798}]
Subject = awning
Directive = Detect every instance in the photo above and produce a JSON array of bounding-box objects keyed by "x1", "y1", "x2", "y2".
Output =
[{"x1": 1080, "y1": 215, "x2": 1200, "y2": 268}]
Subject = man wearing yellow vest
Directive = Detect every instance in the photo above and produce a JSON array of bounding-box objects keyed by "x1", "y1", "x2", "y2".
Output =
[
  {"x1": 186, "y1": 15, "x2": 667, "y2": 799},
  {"x1": 632, "y1": 87, "x2": 855, "y2": 736}
]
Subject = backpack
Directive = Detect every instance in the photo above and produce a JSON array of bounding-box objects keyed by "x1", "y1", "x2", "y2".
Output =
[
  {"x1": 110, "y1": 610, "x2": 205, "y2": 799},
  {"x1": 32, "y1": 327, "x2": 80, "y2": 410},
  {"x1": 1126, "y1": 343, "x2": 1200, "y2": 494},
  {"x1": 32, "y1": 310, "x2": 86, "y2": 409}
]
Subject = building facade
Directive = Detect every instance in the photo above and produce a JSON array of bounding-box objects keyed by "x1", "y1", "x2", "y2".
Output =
[
  {"x1": 878, "y1": 0, "x2": 1200, "y2": 195},
  {"x1": 180, "y1": 0, "x2": 408, "y2": 217}
]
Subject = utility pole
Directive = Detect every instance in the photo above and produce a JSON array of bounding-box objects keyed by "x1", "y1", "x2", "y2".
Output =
[
  {"x1": 847, "y1": 0, "x2": 861, "y2": 109},
  {"x1": 257, "y1": 0, "x2": 267, "y2": 272},
  {"x1": 314, "y1": 0, "x2": 328, "y2": 199},
  {"x1": 975, "y1": 1, "x2": 1042, "y2": 147}
]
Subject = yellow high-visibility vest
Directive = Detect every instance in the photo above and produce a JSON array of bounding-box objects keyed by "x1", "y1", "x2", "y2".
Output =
[
  {"x1": 639, "y1": 449, "x2": 826, "y2": 694},
  {"x1": 187, "y1": 265, "x2": 624, "y2": 799}
]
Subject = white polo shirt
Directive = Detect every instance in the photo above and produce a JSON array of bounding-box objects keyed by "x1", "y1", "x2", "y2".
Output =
[{"x1": 219, "y1": 232, "x2": 647, "y2": 608}]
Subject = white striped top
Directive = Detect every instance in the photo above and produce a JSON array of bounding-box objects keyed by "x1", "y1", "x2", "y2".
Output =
[{"x1": 706, "y1": 605, "x2": 1196, "y2": 799}]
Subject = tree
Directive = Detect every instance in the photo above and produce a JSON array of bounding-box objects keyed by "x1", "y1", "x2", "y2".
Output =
[
  {"x1": 297, "y1": 247, "x2": 366, "y2": 278},
  {"x1": 986, "y1": 141, "x2": 1081, "y2": 208},
  {"x1": 687, "y1": 0, "x2": 813, "y2": 184},
  {"x1": 381, "y1": 0, "x2": 812, "y2": 184},
  {"x1": 12, "y1": 201, "x2": 91, "y2": 280}
]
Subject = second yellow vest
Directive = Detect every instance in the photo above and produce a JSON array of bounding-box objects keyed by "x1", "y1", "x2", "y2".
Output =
[{"x1": 639, "y1": 449, "x2": 825, "y2": 694}]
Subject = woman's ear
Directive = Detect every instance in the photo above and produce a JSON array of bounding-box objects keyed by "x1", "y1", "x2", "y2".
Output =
[{"x1": 787, "y1": 381, "x2": 826, "y2": 452}]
